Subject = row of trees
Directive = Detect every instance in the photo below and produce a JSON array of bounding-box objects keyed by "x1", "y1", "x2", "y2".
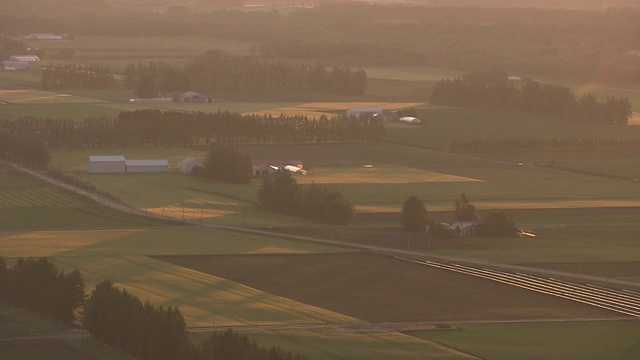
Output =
[
  {"x1": 41, "y1": 63, "x2": 113, "y2": 90},
  {"x1": 0, "y1": 130, "x2": 50, "y2": 168},
  {"x1": 84, "y1": 280, "x2": 309, "y2": 360},
  {"x1": 194, "y1": 143, "x2": 251, "y2": 184},
  {"x1": 84, "y1": 280, "x2": 189, "y2": 360},
  {"x1": 258, "y1": 171, "x2": 355, "y2": 225},
  {"x1": 450, "y1": 138, "x2": 640, "y2": 151},
  {"x1": 431, "y1": 73, "x2": 632, "y2": 125},
  {"x1": 0, "y1": 257, "x2": 85, "y2": 322},
  {"x1": 401, "y1": 194, "x2": 518, "y2": 237},
  {"x1": 2, "y1": 110, "x2": 386, "y2": 148},
  {"x1": 125, "y1": 51, "x2": 367, "y2": 97}
]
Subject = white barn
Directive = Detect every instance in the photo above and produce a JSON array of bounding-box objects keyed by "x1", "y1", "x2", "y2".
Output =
[
  {"x1": 86, "y1": 156, "x2": 126, "y2": 173},
  {"x1": 126, "y1": 160, "x2": 169, "y2": 173},
  {"x1": 178, "y1": 157, "x2": 204, "y2": 173}
]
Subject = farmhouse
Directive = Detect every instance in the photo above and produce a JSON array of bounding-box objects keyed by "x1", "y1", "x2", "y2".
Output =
[
  {"x1": 125, "y1": 160, "x2": 169, "y2": 173},
  {"x1": 178, "y1": 157, "x2": 204, "y2": 173},
  {"x1": 86, "y1": 156, "x2": 127, "y2": 173},
  {"x1": 254, "y1": 165, "x2": 279, "y2": 176},
  {"x1": 398, "y1": 116, "x2": 421, "y2": 125},
  {"x1": 3, "y1": 60, "x2": 30, "y2": 71},
  {"x1": 447, "y1": 221, "x2": 480, "y2": 237}
]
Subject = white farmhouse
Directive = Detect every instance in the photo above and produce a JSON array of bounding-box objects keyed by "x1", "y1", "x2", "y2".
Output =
[{"x1": 86, "y1": 156, "x2": 126, "y2": 173}]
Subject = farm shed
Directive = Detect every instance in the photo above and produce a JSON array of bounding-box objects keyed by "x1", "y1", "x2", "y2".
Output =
[
  {"x1": 9, "y1": 55, "x2": 40, "y2": 62},
  {"x1": 86, "y1": 156, "x2": 126, "y2": 173},
  {"x1": 251, "y1": 159, "x2": 304, "y2": 176},
  {"x1": 181, "y1": 91, "x2": 210, "y2": 103},
  {"x1": 398, "y1": 116, "x2": 421, "y2": 125},
  {"x1": 126, "y1": 160, "x2": 170, "y2": 173},
  {"x1": 178, "y1": 157, "x2": 204, "y2": 173}
]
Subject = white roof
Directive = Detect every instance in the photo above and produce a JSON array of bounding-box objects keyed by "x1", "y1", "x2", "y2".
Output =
[
  {"x1": 88, "y1": 156, "x2": 126, "y2": 162},
  {"x1": 126, "y1": 160, "x2": 169, "y2": 166}
]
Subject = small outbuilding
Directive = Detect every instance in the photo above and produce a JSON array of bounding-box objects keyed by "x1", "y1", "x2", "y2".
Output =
[
  {"x1": 126, "y1": 159, "x2": 169, "y2": 173},
  {"x1": 86, "y1": 156, "x2": 126, "y2": 173},
  {"x1": 178, "y1": 157, "x2": 204, "y2": 173},
  {"x1": 447, "y1": 221, "x2": 480, "y2": 237}
]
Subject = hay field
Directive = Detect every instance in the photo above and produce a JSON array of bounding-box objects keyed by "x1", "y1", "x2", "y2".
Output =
[{"x1": 0, "y1": 89, "x2": 107, "y2": 104}]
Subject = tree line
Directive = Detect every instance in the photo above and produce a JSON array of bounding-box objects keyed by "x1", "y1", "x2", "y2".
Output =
[
  {"x1": 41, "y1": 63, "x2": 113, "y2": 90},
  {"x1": 0, "y1": 130, "x2": 50, "y2": 168},
  {"x1": 0, "y1": 257, "x2": 85, "y2": 322},
  {"x1": 1, "y1": 109, "x2": 385, "y2": 148},
  {"x1": 450, "y1": 138, "x2": 640, "y2": 152},
  {"x1": 431, "y1": 72, "x2": 632, "y2": 125},
  {"x1": 258, "y1": 171, "x2": 355, "y2": 225},
  {"x1": 125, "y1": 51, "x2": 367, "y2": 97}
]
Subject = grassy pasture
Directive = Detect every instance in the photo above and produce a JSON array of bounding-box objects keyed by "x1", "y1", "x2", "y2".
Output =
[
  {"x1": 50, "y1": 143, "x2": 640, "y2": 222},
  {"x1": 385, "y1": 107, "x2": 640, "y2": 150},
  {"x1": 412, "y1": 320, "x2": 640, "y2": 360},
  {"x1": 31, "y1": 36, "x2": 252, "y2": 73}
]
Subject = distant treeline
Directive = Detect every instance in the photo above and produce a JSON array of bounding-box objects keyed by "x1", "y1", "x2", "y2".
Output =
[
  {"x1": 125, "y1": 51, "x2": 367, "y2": 97},
  {"x1": 0, "y1": 257, "x2": 85, "y2": 323},
  {"x1": 431, "y1": 72, "x2": 631, "y2": 125},
  {"x1": 450, "y1": 138, "x2": 640, "y2": 151},
  {"x1": 3, "y1": 5, "x2": 640, "y2": 84},
  {"x1": 0, "y1": 130, "x2": 50, "y2": 168},
  {"x1": 1, "y1": 109, "x2": 385, "y2": 148},
  {"x1": 41, "y1": 63, "x2": 113, "y2": 90}
]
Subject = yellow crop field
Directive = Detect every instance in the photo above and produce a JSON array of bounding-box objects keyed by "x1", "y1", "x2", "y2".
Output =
[
  {"x1": 297, "y1": 166, "x2": 482, "y2": 184},
  {"x1": 0, "y1": 89, "x2": 106, "y2": 104}
]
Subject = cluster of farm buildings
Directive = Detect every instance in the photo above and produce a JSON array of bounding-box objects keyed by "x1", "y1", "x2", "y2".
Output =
[
  {"x1": 86, "y1": 156, "x2": 306, "y2": 176},
  {"x1": 346, "y1": 107, "x2": 421, "y2": 124}
]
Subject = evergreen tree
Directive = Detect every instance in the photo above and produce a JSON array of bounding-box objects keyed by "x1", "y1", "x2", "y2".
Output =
[
  {"x1": 453, "y1": 193, "x2": 479, "y2": 222},
  {"x1": 401, "y1": 196, "x2": 427, "y2": 232}
]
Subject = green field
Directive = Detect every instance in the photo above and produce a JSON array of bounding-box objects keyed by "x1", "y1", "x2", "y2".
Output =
[{"x1": 411, "y1": 320, "x2": 640, "y2": 360}]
